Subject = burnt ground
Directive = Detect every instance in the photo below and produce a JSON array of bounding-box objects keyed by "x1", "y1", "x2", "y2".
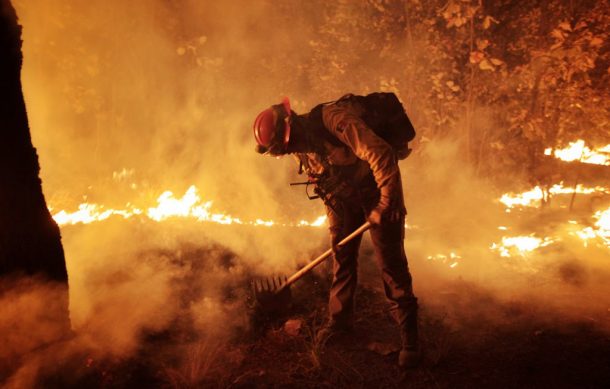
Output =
[
  {"x1": 221, "y1": 277, "x2": 610, "y2": 389},
  {"x1": 35, "y1": 269, "x2": 610, "y2": 389}
]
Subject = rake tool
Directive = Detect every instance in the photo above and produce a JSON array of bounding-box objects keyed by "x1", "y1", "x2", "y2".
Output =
[{"x1": 252, "y1": 221, "x2": 372, "y2": 312}]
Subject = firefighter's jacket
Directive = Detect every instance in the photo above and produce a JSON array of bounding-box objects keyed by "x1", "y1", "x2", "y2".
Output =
[{"x1": 295, "y1": 99, "x2": 402, "y2": 206}]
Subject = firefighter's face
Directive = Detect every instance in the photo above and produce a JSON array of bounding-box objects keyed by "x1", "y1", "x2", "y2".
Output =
[{"x1": 264, "y1": 108, "x2": 290, "y2": 156}]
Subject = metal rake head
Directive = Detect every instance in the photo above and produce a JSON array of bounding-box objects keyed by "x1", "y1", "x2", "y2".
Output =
[
  {"x1": 253, "y1": 275, "x2": 287, "y2": 293},
  {"x1": 251, "y1": 275, "x2": 292, "y2": 313}
]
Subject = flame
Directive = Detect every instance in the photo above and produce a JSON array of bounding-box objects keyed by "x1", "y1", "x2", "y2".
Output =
[
  {"x1": 51, "y1": 204, "x2": 141, "y2": 225},
  {"x1": 575, "y1": 227, "x2": 597, "y2": 247},
  {"x1": 49, "y1": 181, "x2": 610, "y2": 262},
  {"x1": 499, "y1": 186, "x2": 545, "y2": 209},
  {"x1": 490, "y1": 235, "x2": 554, "y2": 258},
  {"x1": 426, "y1": 252, "x2": 461, "y2": 268},
  {"x1": 499, "y1": 183, "x2": 609, "y2": 210},
  {"x1": 595, "y1": 207, "x2": 610, "y2": 243},
  {"x1": 298, "y1": 215, "x2": 328, "y2": 227},
  {"x1": 51, "y1": 185, "x2": 327, "y2": 228},
  {"x1": 544, "y1": 140, "x2": 610, "y2": 166},
  {"x1": 574, "y1": 206, "x2": 610, "y2": 248},
  {"x1": 491, "y1": 206, "x2": 610, "y2": 257},
  {"x1": 145, "y1": 186, "x2": 241, "y2": 224}
]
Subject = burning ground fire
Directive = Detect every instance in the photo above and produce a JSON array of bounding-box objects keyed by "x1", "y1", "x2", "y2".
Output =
[
  {"x1": 499, "y1": 183, "x2": 609, "y2": 210},
  {"x1": 50, "y1": 188, "x2": 610, "y2": 273},
  {"x1": 486, "y1": 205, "x2": 610, "y2": 269},
  {"x1": 490, "y1": 235, "x2": 555, "y2": 258},
  {"x1": 51, "y1": 138, "x2": 610, "y2": 271},
  {"x1": 51, "y1": 185, "x2": 328, "y2": 228},
  {"x1": 572, "y1": 207, "x2": 610, "y2": 248},
  {"x1": 490, "y1": 140, "x2": 610, "y2": 261},
  {"x1": 545, "y1": 140, "x2": 610, "y2": 166},
  {"x1": 500, "y1": 140, "x2": 610, "y2": 209}
]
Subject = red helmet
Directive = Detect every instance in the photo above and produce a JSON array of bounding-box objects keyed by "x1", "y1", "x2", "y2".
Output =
[{"x1": 253, "y1": 97, "x2": 292, "y2": 155}]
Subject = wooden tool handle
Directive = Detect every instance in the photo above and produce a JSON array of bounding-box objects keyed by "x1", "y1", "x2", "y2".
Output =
[{"x1": 279, "y1": 221, "x2": 372, "y2": 291}]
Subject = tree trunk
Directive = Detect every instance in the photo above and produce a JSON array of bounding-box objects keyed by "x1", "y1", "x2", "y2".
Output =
[{"x1": 0, "y1": 0, "x2": 70, "y2": 330}]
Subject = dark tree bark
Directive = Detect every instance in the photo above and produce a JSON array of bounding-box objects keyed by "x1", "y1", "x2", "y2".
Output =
[{"x1": 0, "y1": 0, "x2": 69, "y2": 323}]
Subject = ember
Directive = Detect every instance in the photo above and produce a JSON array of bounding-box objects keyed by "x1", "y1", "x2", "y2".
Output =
[{"x1": 426, "y1": 252, "x2": 461, "y2": 268}]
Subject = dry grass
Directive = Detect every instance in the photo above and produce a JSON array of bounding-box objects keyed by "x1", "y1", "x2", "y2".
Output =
[
  {"x1": 300, "y1": 311, "x2": 328, "y2": 370},
  {"x1": 161, "y1": 338, "x2": 224, "y2": 388}
]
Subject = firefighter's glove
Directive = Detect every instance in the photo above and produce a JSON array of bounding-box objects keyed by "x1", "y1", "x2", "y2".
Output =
[
  {"x1": 369, "y1": 195, "x2": 402, "y2": 225},
  {"x1": 368, "y1": 178, "x2": 404, "y2": 225},
  {"x1": 331, "y1": 242, "x2": 341, "y2": 256}
]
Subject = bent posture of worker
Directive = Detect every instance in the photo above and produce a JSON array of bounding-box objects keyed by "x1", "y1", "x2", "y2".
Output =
[{"x1": 253, "y1": 95, "x2": 420, "y2": 368}]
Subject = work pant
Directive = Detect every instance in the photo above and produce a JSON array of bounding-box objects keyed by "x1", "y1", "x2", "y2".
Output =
[{"x1": 325, "y1": 188, "x2": 418, "y2": 337}]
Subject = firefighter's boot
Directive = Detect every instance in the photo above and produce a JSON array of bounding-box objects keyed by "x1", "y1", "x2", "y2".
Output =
[{"x1": 398, "y1": 315, "x2": 421, "y2": 368}]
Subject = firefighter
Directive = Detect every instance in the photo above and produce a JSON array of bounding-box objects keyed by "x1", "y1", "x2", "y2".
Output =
[{"x1": 253, "y1": 97, "x2": 420, "y2": 368}]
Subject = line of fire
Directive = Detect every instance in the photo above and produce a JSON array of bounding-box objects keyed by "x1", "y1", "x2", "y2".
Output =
[{"x1": 1, "y1": 1, "x2": 609, "y2": 388}]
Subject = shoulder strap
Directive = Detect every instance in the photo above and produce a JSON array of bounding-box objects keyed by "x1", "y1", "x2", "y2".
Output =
[{"x1": 307, "y1": 104, "x2": 344, "y2": 148}]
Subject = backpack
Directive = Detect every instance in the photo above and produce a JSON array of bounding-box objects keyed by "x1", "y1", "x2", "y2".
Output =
[{"x1": 310, "y1": 92, "x2": 416, "y2": 160}]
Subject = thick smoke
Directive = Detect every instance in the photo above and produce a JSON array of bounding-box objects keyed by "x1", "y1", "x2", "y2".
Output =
[{"x1": 4, "y1": 0, "x2": 610, "y2": 385}]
